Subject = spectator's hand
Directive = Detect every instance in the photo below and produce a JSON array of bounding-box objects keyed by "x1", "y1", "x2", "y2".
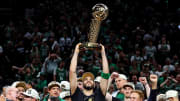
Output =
[
  {"x1": 19, "y1": 68, "x2": 24, "y2": 72},
  {"x1": 75, "y1": 43, "x2": 81, "y2": 54},
  {"x1": 139, "y1": 77, "x2": 148, "y2": 85},
  {"x1": 150, "y1": 74, "x2": 158, "y2": 89},
  {"x1": 150, "y1": 74, "x2": 158, "y2": 83},
  {"x1": 0, "y1": 95, "x2": 6, "y2": 101},
  {"x1": 55, "y1": 54, "x2": 59, "y2": 58},
  {"x1": 12, "y1": 66, "x2": 17, "y2": 70},
  {"x1": 167, "y1": 77, "x2": 172, "y2": 80},
  {"x1": 48, "y1": 53, "x2": 51, "y2": 58},
  {"x1": 111, "y1": 72, "x2": 119, "y2": 80}
]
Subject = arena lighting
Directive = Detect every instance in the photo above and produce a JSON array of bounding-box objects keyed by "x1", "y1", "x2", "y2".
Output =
[{"x1": 178, "y1": 25, "x2": 180, "y2": 30}]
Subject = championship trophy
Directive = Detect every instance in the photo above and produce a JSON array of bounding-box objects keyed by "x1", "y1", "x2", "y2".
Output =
[{"x1": 79, "y1": 3, "x2": 108, "y2": 50}]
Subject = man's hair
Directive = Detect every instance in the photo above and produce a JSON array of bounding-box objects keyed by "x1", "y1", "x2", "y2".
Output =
[{"x1": 131, "y1": 90, "x2": 144, "y2": 100}]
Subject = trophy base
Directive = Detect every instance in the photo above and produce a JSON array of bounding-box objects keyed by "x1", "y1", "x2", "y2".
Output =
[{"x1": 79, "y1": 42, "x2": 101, "y2": 50}]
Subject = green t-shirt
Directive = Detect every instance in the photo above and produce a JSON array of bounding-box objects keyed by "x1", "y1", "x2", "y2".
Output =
[
  {"x1": 160, "y1": 82, "x2": 175, "y2": 93},
  {"x1": 129, "y1": 65, "x2": 141, "y2": 74},
  {"x1": 36, "y1": 80, "x2": 47, "y2": 92},
  {"x1": 158, "y1": 77, "x2": 165, "y2": 86},
  {"x1": 116, "y1": 92, "x2": 125, "y2": 101},
  {"x1": 54, "y1": 68, "x2": 66, "y2": 82},
  {"x1": 33, "y1": 64, "x2": 41, "y2": 75},
  {"x1": 25, "y1": 73, "x2": 33, "y2": 83},
  {"x1": 114, "y1": 45, "x2": 123, "y2": 51},
  {"x1": 43, "y1": 95, "x2": 65, "y2": 101},
  {"x1": 91, "y1": 66, "x2": 100, "y2": 77},
  {"x1": 109, "y1": 63, "x2": 119, "y2": 72}
]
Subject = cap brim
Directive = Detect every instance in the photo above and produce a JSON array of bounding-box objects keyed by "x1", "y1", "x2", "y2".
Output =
[
  {"x1": 48, "y1": 84, "x2": 61, "y2": 89},
  {"x1": 22, "y1": 92, "x2": 32, "y2": 97},
  {"x1": 123, "y1": 85, "x2": 134, "y2": 90}
]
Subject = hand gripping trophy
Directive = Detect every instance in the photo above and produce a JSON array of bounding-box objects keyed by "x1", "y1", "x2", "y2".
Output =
[{"x1": 79, "y1": 3, "x2": 108, "y2": 50}]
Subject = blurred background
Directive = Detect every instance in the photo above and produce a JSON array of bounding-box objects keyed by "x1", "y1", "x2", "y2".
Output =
[{"x1": 0, "y1": 0, "x2": 180, "y2": 94}]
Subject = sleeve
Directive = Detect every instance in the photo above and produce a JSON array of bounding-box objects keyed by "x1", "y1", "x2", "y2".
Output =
[
  {"x1": 112, "y1": 97, "x2": 122, "y2": 101},
  {"x1": 158, "y1": 44, "x2": 161, "y2": 50},
  {"x1": 57, "y1": 57, "x2": 62, "y2": 62},
  {"x1": 167, "y1": 44, "x2": 170, "y2": 51},
  {"x1": 148, "y1": 89, "x2": 159, "y2": 101},
  {"x1": 71, "y1": 86, "x2": 81, "y2": 96},
  {"x1": 44, "y1": 57, "x2": 49, "y2": 62},
  {"x1": 130, "y1": 56, "x2": 134, "y2": 62}
]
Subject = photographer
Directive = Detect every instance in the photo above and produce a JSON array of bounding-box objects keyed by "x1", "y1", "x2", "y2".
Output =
[
  {"x1": 160, "y1": 76, "x2": 177, "y2": 93},
  {"x1": 44, "y1": 51, "x2": 62, "y2": 83}
]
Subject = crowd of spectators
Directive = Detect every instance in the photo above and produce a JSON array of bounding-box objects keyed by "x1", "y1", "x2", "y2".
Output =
[{"x1": 0, "y1": 0, "x2": 180, "y2": 100}]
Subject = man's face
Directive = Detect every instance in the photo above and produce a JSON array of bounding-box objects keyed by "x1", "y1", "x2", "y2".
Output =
[
  {"x1": 17, "y1": 87, "x2": 25, "y2": 100},
  {"x1": 83, "y1": 76, "x2": 94, "y2": 90},
  {"x1": 48, "y1": 86, "x2": 60, "y2": 97},
  {"x1": 176, "y1": 74, "x2": 180, "y2": 82},
  {"x1": 123, "y1": 86, "x2": 133, "y2": 98},
  {"x1": 10, "y1": 88, "x2": 18, "y2": 101},
  {"x1": 115, "y1": 77, "x2": 127, "y2": 89},
  {"x1": 132, "y1": 76, "x2": 137, "y2": 82},
  {"x1": 130, "y1": 92, "x2": 142, "y2": 101}
]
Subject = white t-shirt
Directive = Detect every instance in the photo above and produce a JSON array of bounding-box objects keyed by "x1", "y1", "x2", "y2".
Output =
[
  {"x1": 130, "y1": 55, "x2": 144, "y2": 64},
  {"x1": 163, "y1": 64, "x2": 175, "y2": 72},
  {"x1": 144, "y1": 45, "x2": 156, "y2": 57}
]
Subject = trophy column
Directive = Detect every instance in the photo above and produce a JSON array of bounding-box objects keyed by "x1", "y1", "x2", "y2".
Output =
[{"x1": 79, "y1": 3, "x2": 108, "y2": 50}]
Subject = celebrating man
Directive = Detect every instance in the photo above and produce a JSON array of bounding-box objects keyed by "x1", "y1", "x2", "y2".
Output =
[
  {"x1": 22, "y1": 88, "x2": 40, "y2": 101},
  {"x1": 69, "y1": 43, "x2": 109, "y2": 101}
]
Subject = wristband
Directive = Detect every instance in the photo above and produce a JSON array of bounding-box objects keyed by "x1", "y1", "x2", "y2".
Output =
[{"x1": 101, "y1": 72, "x2": 110, "y2": 79}]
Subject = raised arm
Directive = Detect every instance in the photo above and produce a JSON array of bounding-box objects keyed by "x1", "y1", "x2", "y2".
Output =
[
  {"x1": 106, "y1": 72, "x2": 119, "y2": 101},
  {"x1": 69, "y1": 43, "x2": 81, "y2": 95},
  {"x1": 150, "y1": 74, "x2": 158, "y2": 90},
  {"x1": 139, "y1": 77, "x2": 150, "y2": 98},
  {"x1": 148, "y1": 74, "x2": 158, "y2": 101},
  {"x1": 100, "y1": 44, "x2": 110, "y2": 96},
  {"x1": 107, "y1": 72, "x2": 119, "y2": 91}
]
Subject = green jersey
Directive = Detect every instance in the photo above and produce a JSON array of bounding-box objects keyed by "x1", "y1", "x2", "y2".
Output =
[{"x1": 54, "y1": 68, "x2": 66, "y2": 82}]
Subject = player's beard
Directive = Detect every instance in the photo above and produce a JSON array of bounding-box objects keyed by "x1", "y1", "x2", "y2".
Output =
[
  {"x1": 17, "y1": 97, "x2": 23, "y2": 101},
  {"x1": 83, "y1": 83, "x2": 94, "y2": 90}
]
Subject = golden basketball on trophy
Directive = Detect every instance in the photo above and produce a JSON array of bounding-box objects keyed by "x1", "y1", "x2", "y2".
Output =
[{"x1": 79, "y1": 3, "x2": 109, "y2": 50}]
